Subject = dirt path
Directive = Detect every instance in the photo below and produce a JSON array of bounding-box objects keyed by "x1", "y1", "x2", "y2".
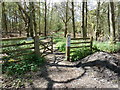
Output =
[
  {"x1": 25, "y1": 52, "x2": 119, "y2": 88},
  {"x1": 2, "y1": 51, "x2": 120, "y2": 88}
]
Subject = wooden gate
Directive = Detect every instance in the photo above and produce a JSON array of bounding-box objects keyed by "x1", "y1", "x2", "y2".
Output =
[
  {"x1": 39, "y1": 36, "x2": 53, "y2": 56},
  {"x1": 66, "y1": 34, "x2": 93, "y2": 61}
]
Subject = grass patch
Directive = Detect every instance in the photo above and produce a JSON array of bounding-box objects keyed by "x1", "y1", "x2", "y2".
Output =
[{"x1": 93, "y1": 41, "x2": 120, "y2": 53}]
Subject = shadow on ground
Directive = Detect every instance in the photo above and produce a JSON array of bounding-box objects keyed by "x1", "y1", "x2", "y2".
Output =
[{"x1": 36, "y1": 57, "x2": 120, "y2": 89}]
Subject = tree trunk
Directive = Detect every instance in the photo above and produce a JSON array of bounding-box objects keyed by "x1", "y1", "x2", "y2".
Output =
[
  {"x1": 49, "y1": 3, "x2": 54, "y2": 31},
  {"x1": 15, "y1": 11, "x2": 18, "y2": 32},
  {"x1": 27, "y1": 20, "x2": 30, "y2": 37},
  {"x1": 109, "y1": 1, "x2": 116, "y2": 44},
  {"x1": 29, "y1": 2, "x2": 34, "y2": 37},
  {"x1": 44, "y1": 0, "x2": 47, "y2": 37},
  {"x1": 2, "y1": 2, "x2": 8, "y2": 36},
  {"x1": 85, "y1": 0, "x2": 87, "y2": 37},
  {"x1": 96, "y1": 1, "x2": 100, "y2": 41},
  {"x1": 64, "y1": 22, "x2": 67, "y2": 37},
  {"x1": 17, "y1": 2, "x2": 30, "y2": 37},
  {"x1": 108, "y1": 4, "x2": 110, "y2": 35},
  {"x1": 118, "y1": 1, "x2": 120, "y2": 41},
  {"x1": 72, "y1": 0, "x2": 76, "y2": 38},
  {"x1": 82, "y1": 1, "x2": 86, "y2": 38},
  {"x1": 64, "y1": 1, "x2": 68, "y2": 37},
  {"x1": 39, "y1": 1, "x2": 41, "y2": 35},
  {"x1": 18, "y1": 17, "x2": 21, "y2": 37},
  {"x1": 33, "y1": 2, "x2": 37, "y2": 36}
]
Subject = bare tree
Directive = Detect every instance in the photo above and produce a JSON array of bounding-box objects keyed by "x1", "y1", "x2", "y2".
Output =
[
  {"x1": 55, "y1": 1, "x2": 71, "y2": 37},
  {"x1": 17, "y1": 2, "x2": 30, "y2": 37}
]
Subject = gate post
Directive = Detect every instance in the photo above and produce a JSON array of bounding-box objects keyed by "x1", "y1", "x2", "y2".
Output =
[
  {"x1": 34, "y1": 36, "x2": 40, "y2": 57},
  {"x1": 66, "y1": 34, "x2": 71, "y2": 61},
  {"x1": 90, "y1": 36, "x2": 93, "y2": 51},
  {"x1": 51, "y1": 37, "x2": 53, "y2": 53}
]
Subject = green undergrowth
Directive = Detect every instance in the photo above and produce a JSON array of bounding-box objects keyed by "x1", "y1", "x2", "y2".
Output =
[
  {"x1": 56, "y1": 41, "x2": 66, "y2": 52},
  {"x1": 2, "y1": 54, "x2": 45, "y2": 76},
  {"x1": 2, "y1": 40, "x2": 45, "y2": 76},
  {"x1": 53, "y1": 37, "x2": 65, "y2": 43},
  {"x1": 93, "y1": 41, "x2": 120, "y2": 53},
  {"x1": 70, "y1": 48, "x2": 94, "y2": 61}
]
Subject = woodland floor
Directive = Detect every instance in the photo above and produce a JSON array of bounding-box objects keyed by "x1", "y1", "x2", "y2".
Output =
[{"x1": 2, "y1": 50, "x2": 120, "y2": 88}]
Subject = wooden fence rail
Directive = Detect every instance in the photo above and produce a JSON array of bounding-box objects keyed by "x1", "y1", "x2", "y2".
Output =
[
  {"x1": 66, "y1": 34, "x2": 93, "y2": 61},
  {"x1": 2, "y1": 42, "x2": 34, "y2": 48},
  {"x1": 1, "y1": 36, "x2": 53, "y2": 62},
  {"x1": 2, "y1": 37, "x2": 28, "y2": 41}
]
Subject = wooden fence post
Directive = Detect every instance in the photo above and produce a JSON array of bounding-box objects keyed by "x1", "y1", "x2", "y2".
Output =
[
  {"x1": 51, "y1": 37, "x2": 53, "y2": 53},
  {"x1": 34, "y1": 36, "x2": 40, "y2": 57},
  {"x1": 66, "y1": 34, "x2": 71, "y2": 61},
  {"x1": 90, "y1": 36, "x2": 93, "y2": 51}
]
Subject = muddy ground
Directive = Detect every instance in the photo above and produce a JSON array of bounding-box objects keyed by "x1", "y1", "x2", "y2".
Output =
[{"x1": 1, "y1": 51, "x2": 120, "y2": 89}]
